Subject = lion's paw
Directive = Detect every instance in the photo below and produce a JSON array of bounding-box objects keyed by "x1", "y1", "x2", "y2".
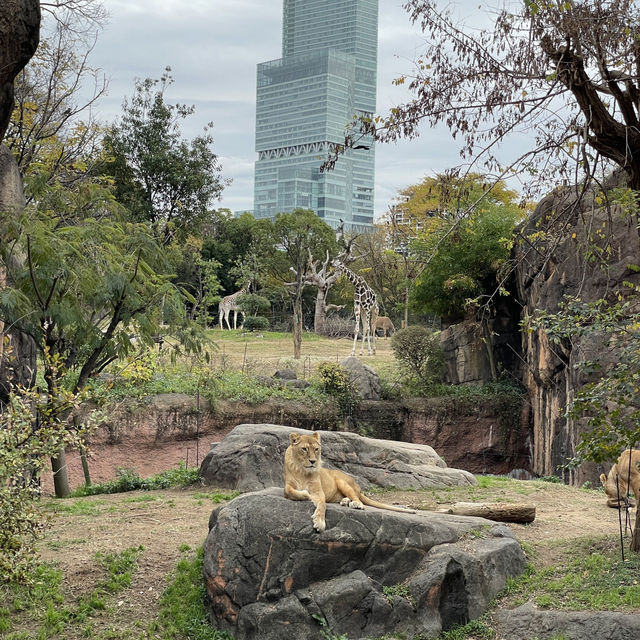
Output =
[
  {"x1": 339, "y1": 497, "x2": 351, "y2": 507},
  {"x1": 349, "y1": 500, "x2": 364, "y2": 510},
  {"x1": 312, "y1": 516, "x2": 326, "y2": 532}
]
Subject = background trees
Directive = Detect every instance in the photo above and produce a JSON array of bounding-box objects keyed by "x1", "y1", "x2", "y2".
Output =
[{"x1": 102, "y1": 69, "x2": 226, "y2": 242}]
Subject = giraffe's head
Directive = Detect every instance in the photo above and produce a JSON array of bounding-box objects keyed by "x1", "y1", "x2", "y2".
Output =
[{"x1": 330, "y1": 257, "x2": 344, "y2": 272}]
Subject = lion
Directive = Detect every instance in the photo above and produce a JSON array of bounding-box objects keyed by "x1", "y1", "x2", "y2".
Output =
[
  {"x1": 283, "y1": 431, "x2": 416, "y2": 532},
  {"x1": 375, "y1": 315, "x2": 395, "y2": 337},
  {"x1": 600, "y1": 449, "x2": 640, "y2": 508}
]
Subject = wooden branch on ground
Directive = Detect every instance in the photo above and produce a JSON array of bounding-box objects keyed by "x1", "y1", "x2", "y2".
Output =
[{"x1": 435, "y1": 501, "x2": 536, "y2": 523}]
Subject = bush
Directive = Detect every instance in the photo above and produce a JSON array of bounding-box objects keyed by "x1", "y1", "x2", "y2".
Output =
[
  {"x1": 320, "y1": 315, "x2": 354, "y2": 338},
  {"x1": 242, "y1": 316, "x2": 270, "y2": 332},
  {"x1": 390, "y1": 325, "x2": 445, "y2": 390},
  {"x1": 316, "y1": 361, "x2": 359, "y2": 418}
]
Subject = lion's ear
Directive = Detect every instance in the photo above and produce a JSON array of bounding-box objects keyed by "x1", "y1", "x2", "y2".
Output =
[
  {"x1": 290, "y1": 433, "x2": 300, "y2": 444},
  {"x1": 312, "y1": 431, "x2": 320, "y2": 442},
  {"x1": 600, "y1": 473, "x2": 607, "y2": 486}
]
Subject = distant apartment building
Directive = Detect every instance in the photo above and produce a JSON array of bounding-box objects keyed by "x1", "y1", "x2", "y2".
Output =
[{"x1": 253, "y1": 0, "x2": 378, "y2": 232}]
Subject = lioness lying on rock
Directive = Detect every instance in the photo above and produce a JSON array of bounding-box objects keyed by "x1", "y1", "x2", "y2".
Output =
[
  {"x1": 284, "y1": 431, "x2": 416, "y2": 532},
  {"x1": 600, "y1": 449, "x2": 640, "y2": 508}
]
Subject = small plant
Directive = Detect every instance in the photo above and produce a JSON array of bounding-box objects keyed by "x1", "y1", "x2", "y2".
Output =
[
  {"x1": 382, "y1": 582, "x2": 416, "y2": 607},
  {"x1": 150, "y1": 546, "x2": 234, "y2": 640},
  {"x1": 390, "y1": 326, "x2": 445, "y2": 391},
  {"x1": 70, "y1": 463, "x2": 199, "y2": 497},
  {"x1": 243, "y1": 315, "x2": 270, "y2": 332},
  {"x1": 316, "y1": 361, "x2": 360, "y2": 419}
]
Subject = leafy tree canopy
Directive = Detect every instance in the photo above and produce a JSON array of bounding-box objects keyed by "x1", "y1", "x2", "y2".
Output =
[
  {"x1": 407, "y1": 174, "x2": 523, "y2": 320},
  {"x1": 102, "y1": 68, "x2": 226, "y2": 241}
]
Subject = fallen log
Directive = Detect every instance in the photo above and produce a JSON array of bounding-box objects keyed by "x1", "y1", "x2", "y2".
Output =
[{"x1": 436, "y1": 501, "x2": 536, "y2": 524}]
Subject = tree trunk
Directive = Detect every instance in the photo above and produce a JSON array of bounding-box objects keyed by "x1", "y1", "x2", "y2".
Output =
[
  {"x1": 436, "y1": 501, "x2": 536, "y2": 523},
  {"x1": 80, "y1": 448, "x2": 91, "y2": 486},
  {"x1": 631, "y1": 507, "x2": 640, "y2": 552},
  {"x1": 293, "y1": 295, "x2": 302, "y2": 359},
  {"x1": 51, "y1": 450, "x2": 71, "y2": 497},
  {"x1": 313, "y1": 289, "x2": 326, "y2": 334}
]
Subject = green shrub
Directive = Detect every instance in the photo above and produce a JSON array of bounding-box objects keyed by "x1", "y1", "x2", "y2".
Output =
[
  {"x1": 390, "y1": 325, "x2": 445, "y2": 390},
  {"x1": 316, "y1": 361, "x2": 359, "y2": 418},
  {"x1": 70, "y1": 463, "x2": 199, "y2": 497},
  {"x1": 243, "y1": 315, "x2": 270, "y2": 332}
]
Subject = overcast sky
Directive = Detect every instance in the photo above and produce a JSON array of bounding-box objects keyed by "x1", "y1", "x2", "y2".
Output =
[{"x1": 78, "y1": 0, "x2": 466, "y2": 218}]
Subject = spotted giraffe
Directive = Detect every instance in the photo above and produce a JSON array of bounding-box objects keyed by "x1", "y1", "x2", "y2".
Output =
[
  {"x1": 218, "y1": 286, "x2": 248, "y2": 330},
  {"x1": 331, "y1": 259, "x2": 379, "y2": 356}
]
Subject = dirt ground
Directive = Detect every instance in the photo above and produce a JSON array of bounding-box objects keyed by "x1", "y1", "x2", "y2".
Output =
[{"x1": 32, "y1": 479, "x2": 629, "y2": 639}]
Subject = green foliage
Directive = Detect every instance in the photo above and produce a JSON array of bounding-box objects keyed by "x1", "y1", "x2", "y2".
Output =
[
  {"x1": 531, "y1": 296, "x2": 640, "y2": 465},
  {"x1": 236, "y1": 293, "x2": 270, "y2": 316},
  {"x1": 0, "y1": 379, "x2": 87, "y2": 583},
  {"x1": 316, "y1": 361, "x2": 360, "y2": 418},
  {"x1": 391, "y1": 326, "x2": 445, "y2": 390},
  {"x1": 407, "y1": 174, "x2": 522, "y2": 321},
  {"x1": 102, "y1": 68, "x2": 224, "y2": 240},
  {"x1": 438, "y1": 618, "x2": 494, "y2": 639},
  {"x1": 242, "y1": 316, "x2": 270, "y2": 332},
  {"x1": 70, "y1": 463, "x2": 200, "y2": 497},
  {"x1": 506, "y1": 536, "x2": 640, "y2": 610},
  {"x1": 150, "y1": 546, "x2": 233, "y2": 640}
]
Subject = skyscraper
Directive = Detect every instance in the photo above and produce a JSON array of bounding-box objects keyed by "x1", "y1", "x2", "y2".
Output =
[{"x1": 253, "y1": 0, "x2": 378, "y2": 231}]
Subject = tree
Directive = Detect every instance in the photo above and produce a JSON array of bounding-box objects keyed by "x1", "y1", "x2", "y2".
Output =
[
  {"x1": 408, "y1": 174, "x2": 523, "y2": 322},
  {"x1": 329, "y1": 0, "x2": 640, "y2": 195},
  {"x1": 0, "y1": 186, "x2": 202, "y2": 496},
  {"x1": 102, "y1": 69, "x2": 226, "y2": 242},
  {"x1": 269, "y1": 210, "x2": 337, "y2": 358},
  {"x1": 532, "y1": 295, "x2": 640, "y2": 550},
  {"x1": 5, "y1": 5, "x2": 107, "y2": 194}
]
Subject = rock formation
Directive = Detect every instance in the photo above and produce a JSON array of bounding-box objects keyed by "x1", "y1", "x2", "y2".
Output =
[
  {"x1": 203, "y1": 489, "x2": 526, "y2": 640},
  {"x1": 515, "y1": 175, "x2": 640, "y2": 484},
  {"x1": 0, "y1": 0, "x2": 40, "y2": 403},
  {"x1": 0, "y1": 0, "x2": 40, "y2": 141},
  {"x1": 198, "y1": 423, "x2": 477, "y2": 492},
  {"x1": 339, "y1": 355, "x2": 382, "y2": 400}
]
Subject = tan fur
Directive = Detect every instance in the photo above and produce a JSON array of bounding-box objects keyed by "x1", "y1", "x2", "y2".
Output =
[
  {"x1": 283, "y1": 432, "x2": 415, "y2": 532},
  {"x1": 375, "y1": 316, "x2": 395, "y2": 337},
  {"x1": 600, "y1": 449, "x2": 640, "y2": 508}
]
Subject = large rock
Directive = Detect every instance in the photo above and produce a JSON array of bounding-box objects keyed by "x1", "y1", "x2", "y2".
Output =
[
  {"x1": 199, "y1": 423, "x2": 477, "y2": 492},
  {"x1": 514, "y1": 174, "x2": 640, "y2": 484},
  {"x1": 0, "y1": 0, "x2": 40, "y2": 141},
  {"x1": 203, "y1": 489, "x2": 526, "y2": 640},
  {"x1": 340, "y1": 355, "x2": 382, "y2": 400},
  {"x1": 494, "y1": 601, "x2": 640, "y2": 640}
]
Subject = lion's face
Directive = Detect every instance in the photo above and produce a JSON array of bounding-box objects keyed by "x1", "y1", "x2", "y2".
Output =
[{"x1": 289, "y1": 432, "x2": 321, "y2": 473}]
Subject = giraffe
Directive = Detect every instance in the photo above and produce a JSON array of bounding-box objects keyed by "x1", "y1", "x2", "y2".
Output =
[
  {"x1": 331, "y1": 259, "x2": 379, "y2": 356},
  {"x1": 218, "y1": 286, "x2": 248, "y2": 330}
]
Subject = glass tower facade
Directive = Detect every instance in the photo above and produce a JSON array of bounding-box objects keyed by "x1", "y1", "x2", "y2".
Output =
[{"x1": 253, "y1": 0, "x2": 378, "y2": 231}]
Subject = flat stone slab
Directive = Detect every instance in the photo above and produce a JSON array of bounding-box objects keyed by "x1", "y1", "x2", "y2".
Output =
[
  {"x1": 199, "y1": 423, "x2": 477, "y2": 492},
  {"x1": 203, "y1": 489, "x2": 526, "y2": 640},
  {"x1": 494, "y1": 601, "x2": 640, "y2": 640}
]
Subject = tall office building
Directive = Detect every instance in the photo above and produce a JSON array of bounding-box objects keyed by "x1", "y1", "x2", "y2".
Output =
[{"x1": 253, "y1": 0, "x2": 378, "y2": 231}]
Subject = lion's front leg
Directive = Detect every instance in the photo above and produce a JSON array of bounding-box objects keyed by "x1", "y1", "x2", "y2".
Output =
[
  {"x1": 284, "y1": 483, "x2": 311, "y2": 501},
  {"x1": 307, "y1": 488, "x2": 326, "y2": 532}
]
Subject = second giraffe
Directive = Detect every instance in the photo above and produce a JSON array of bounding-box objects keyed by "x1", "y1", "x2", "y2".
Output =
[{"x1": 331, "y1": 259, "x2": 379, "y2": 356}]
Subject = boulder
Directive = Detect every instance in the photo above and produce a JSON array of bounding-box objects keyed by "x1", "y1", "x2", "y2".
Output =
[
  {"x1": 273, "y1": 368, "x2": 297, "y2": 380},
  {"x1": 198, "y1": 423, "x2": 477, "y2": 492},
  {"x1": 203, "y1": 489, "x2": 526, "y2": 640},
  {"x1": 340, "y1": 356, "x2": 382, "y2": 400},
  {"x1": 494, "y1": 601, "x2": 640, "y2": 640}
]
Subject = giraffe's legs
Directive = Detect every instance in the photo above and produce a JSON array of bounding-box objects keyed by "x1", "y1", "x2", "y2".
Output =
[
  {"x1": 361, "y1": 310, "x2": 372, "y2": 355},
  {"x1": 224, "y1": 310, "x2": 232, "y2": 330},
  {"x1": 350, "y1": 310, "x2": 361, "y2": 357}
]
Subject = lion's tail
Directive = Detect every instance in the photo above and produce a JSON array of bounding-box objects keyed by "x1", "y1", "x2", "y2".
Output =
[{"x1": 360, "y1": 494, "x2": 416, "y2": 514}]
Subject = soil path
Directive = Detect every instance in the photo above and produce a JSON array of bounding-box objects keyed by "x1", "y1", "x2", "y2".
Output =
[{"x1": 35, "y1": 481, "x2": 626, "y2": 638}]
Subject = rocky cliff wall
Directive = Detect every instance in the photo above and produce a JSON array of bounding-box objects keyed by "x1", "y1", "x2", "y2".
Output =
[
  {"x1": 40, "y1": 393, "x2": 529, "y2": 494},
  {"x1": 514, "y1": 175, "x2": 640, "y2": 484}
]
